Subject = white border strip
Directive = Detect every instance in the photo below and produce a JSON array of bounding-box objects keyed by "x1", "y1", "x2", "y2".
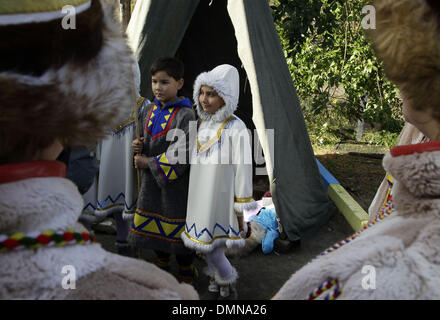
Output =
[{"x1": 0, "y1": 0, "x2": 91, "y2": 26}]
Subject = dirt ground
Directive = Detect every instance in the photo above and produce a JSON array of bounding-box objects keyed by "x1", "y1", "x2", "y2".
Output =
[{"x1": 316, "y1": 150, "x2": 386, "y2": 211}]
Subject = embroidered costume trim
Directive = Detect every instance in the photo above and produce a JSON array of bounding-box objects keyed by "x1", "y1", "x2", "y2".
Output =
[
  {"x1": 130, "y1": 209, "x2": 185, "y2": 243},
  {"x1": 184, "y1": 222, "x2": 241, "y2": 244},
  {"x1": 307, "y1": 278, "x2": 341, "y2": 300},
  {"x1": 182, "y1": 231, "x2": 241, "y2": 245},
  {"x1": 83, "y1": 192, "x2": 137, "y2": 213},
  {"x1": 234, "y1": 196, "x2": 254, "y2": 203},
  {"x1": 197, "y1": 116, "x2": 235, "y2": 153},
  {"x1": 153, "y1": 152, "x2": 179, "y2": 183},
  {"x1": 145, "y1": 103, "x2": 180, "y2": 140},
  {"x1": 376, "y1": 174, "x2": 393, "y2": 221}
]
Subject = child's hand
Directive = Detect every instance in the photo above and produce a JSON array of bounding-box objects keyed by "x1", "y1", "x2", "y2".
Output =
[
  {"x1": 134, "y1": 154, "x2": 149, "y2": 169},
  {"x1": 132, "y1": 137, "x2": 144, "y2": 154}
]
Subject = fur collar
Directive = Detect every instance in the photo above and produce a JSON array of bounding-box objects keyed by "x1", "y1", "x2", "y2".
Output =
[
  {"x1": 195, "y1": 100, "x2": 236, "y2": 122},
  {"x1": 0, "y1": 177, "x2": 84, "y2": 234}
]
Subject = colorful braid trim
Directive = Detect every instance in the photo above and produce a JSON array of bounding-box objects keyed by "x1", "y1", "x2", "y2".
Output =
[
  {"x1": 319, "y1": 191, "x2": 393, "y2": 257},
  {"x1": 0, "y1": 229, "x2": 97, "y2": 253},
  {"x1": 301, "y1": 179, "x2": 395, "y2": 300},
  {"x1": 307, "y1": 278, "x2": 342, "y2": 300}
]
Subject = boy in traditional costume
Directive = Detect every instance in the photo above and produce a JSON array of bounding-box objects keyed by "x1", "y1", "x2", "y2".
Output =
[
  {"x1": 0, "y1": 0, "x2": 197, "y2": 300},
  {"x1": 129, "y1": 57, "x2": 197, "y2": 283},
  {"x1": 274, "y1": 0, "x2": 440, "y2": 299},
  {"x1": 181, "y1": 64, "x2": 257, "y2": 299}
]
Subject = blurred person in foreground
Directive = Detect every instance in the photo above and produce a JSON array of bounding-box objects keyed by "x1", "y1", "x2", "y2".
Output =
[
  {"x1": 274, "y1": 0, "x2": 440, "y2": 299},
  {"x1": 0, "y1": 0, "x2": 197, "y2": 300}
]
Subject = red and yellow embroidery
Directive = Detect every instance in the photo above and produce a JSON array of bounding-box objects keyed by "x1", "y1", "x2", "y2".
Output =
[{"x1": 0, "y1": 229, "x2": 96, "y2": 253}]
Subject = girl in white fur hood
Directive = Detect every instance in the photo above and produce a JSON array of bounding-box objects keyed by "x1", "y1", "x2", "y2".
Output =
[{"x1": 181, "y1": 64, "x2": 257, "y2": 299}]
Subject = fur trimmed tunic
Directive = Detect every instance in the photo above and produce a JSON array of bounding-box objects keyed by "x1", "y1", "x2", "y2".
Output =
[
  {"x1": 180, "y1": 64, "x2": 257, "y2": 254},
  {"x1": 128, "y1": 97, "x2": 196, "y2": 254},
  {"x1": 274, "y1": 142, "x2": 440, "y2": 300},
  {"x1": 182, "y1": 115, "x2": 255, "y2": 253}
]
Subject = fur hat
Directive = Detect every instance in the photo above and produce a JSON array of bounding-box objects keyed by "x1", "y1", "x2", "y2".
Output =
[
  {"x1": 0, "y1": 0, "x2": 136, "y2": 163},
  {"x1": 193, "y1": 64, "x2": 240, "y2": 122},
  {"x1": 368, "y1": 0, "x2": 440, "y2": 119}
]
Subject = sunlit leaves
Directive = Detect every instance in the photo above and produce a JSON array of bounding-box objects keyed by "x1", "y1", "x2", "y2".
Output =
[{"x1": 271, "y1": 0, "x2": 404, "y2": 138}]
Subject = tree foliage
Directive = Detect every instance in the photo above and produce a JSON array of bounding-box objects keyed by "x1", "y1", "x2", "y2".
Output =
[{"x1": 271, "y1": 0, "x2": 404, "y2": 138}]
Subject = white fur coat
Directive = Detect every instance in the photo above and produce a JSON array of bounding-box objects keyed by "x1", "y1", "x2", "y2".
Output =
[
  {"x1": 0, "y1": 175, "x2": 198, "y2": 300},
  {"x1": 274, "y1": 143, "x2": 440, "y2": 300}
]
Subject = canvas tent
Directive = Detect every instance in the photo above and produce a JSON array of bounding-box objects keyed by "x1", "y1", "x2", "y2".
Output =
[{"x1": 126, "y1": 0, "x2": 333, "y2": 241}]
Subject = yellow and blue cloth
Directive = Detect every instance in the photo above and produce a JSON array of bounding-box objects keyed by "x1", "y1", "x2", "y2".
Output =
[
  {"x1": 145, "y1": 97, "x2": 192, "y2": 140},
  {"x1": 131, "y1": 209, "x2": 185, "y2": 243}
]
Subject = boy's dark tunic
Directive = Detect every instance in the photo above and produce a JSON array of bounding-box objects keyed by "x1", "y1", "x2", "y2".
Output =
[{"x1": 128, "y1": 97, "x2": 195, "y2": 254}]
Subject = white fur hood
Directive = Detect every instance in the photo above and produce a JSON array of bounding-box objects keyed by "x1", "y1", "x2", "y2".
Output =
[
  {"x1": 274, "y1": 142, "x2": 440, "y2": 300},
  {"x1": 193, "y1": 64, "x2": 240, "y2": 122}
]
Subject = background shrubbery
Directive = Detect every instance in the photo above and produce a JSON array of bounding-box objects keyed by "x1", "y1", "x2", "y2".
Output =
[{"x1": 270, "y1": 0, "x2": 404, "y2": 149}]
